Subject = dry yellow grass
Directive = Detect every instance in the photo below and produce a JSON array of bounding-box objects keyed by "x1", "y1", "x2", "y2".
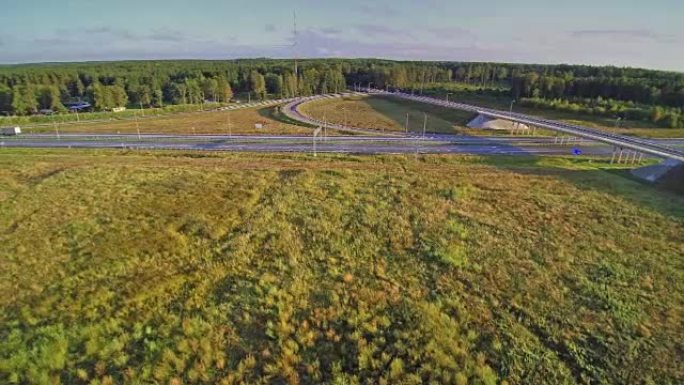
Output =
[
  {"x1": 299, "y1": 95, "x2": 476, "y2": 134},
  {"x1": 21, "y1": 106, "x2": 315, "y2": 135},
  {"x1": 0, "y1": 149, "x2": 682, "y2": 384}
]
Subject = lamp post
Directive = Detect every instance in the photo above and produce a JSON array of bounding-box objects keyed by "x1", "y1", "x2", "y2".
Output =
[
  {"x1": 51, "y1": 114, "x2": 60, "y2": 141},
  {"x1": 135, "y1": 112, "x2": 141, "y2": 140},
  {"x1": 227, "y1": 113, "x2": 232, "y2": 138},
  {"x1": 422, "y1": 113, "x2": 427, "y2": 139},
  {"x1": 509, "y1": 100, "x2": 516, "y2": 113}
]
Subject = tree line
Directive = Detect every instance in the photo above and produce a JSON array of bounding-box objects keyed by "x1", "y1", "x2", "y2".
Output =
[{"x1": 0, "y1": 59, "x2": 681, "y2": 119}]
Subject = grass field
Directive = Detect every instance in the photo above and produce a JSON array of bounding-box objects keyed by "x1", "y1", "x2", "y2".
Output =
[
  {"x1": 299, "y1": 96, "x2": 477, "y2": 135},
  {"x1": 0, "y1": 149, "x2": 682, "y2": 384},
  {"x1": 299, "y1": 96, "x2": 563, "y2": 137},
  {"x1": 19, "y1": 106, "x2": 316, "y2": 136}
]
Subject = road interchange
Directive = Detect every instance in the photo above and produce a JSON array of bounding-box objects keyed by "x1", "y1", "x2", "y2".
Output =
[{"x1": 2, "y1": 91, "x2": 682, "y2": 161}]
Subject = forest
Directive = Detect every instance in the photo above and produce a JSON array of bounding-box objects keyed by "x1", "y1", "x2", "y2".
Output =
[{"x1": 0, "y1": 59, "x2": 682, "y2": 127}]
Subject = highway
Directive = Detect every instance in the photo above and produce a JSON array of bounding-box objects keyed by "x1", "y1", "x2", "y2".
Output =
[
  {"x1": 368, "y1": 89, "x2": 684, "y2": 162},
  {"x1": 2, "y1": 133, "x2": 682, "y2": 157}
]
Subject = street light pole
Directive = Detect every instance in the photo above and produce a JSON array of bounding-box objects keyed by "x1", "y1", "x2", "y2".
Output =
[
  {"x1": 52, "y1": 114, "x2": 60, "y2": 141},
  {"x1": 509, "y1": 100, "x2": 516, "y2": 113},
  {"x1": 422, "y1": 113, "x2": 427, "y2": 139},
  {"x1": 313, "y1": 126, "x2": 321, "y2": 157},
  {"x1": 135, "y1": 112, "x2": 141, "y2": 140},
  {"x1": 228, "y1": 113, "x2": 232, "y2": 138}
]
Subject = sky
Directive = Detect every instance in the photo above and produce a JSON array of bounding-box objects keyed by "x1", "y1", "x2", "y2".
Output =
[{"x1": 1, "y1": 0, "x2": 682, "y2": 71}]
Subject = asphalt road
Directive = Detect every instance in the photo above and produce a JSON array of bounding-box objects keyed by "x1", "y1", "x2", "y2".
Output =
[{"x1": 3, "y1": 133, "x2": 681, "y2": 156}]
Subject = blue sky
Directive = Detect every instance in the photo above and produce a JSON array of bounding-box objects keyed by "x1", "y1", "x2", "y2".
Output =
[{"x1": 1, "y1": 0, "x2": 682, "y2": 71}]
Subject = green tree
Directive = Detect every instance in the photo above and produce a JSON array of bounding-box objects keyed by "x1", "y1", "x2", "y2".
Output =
[
  {"x1": 152, "y1": 88, "x2": 164, "y2": 107},
  {"x1": 11, "y1": 85, "x2": 37, "y2": 115},
  {"x1": 283, "y1": 73, "x2": 297, "y2": 98},
  {"x1": 201, "y1": 78, "x2": 219, "y2": 102},
  {"x1": 37, "y1": 86, "x2": 66, "y2": 112},
  {"x1": 110, "y1": 85, "x2": 128, "y2": 107},
  {"x1": 265, "y1": 73, "x2": 283, "y2": 98},
  {"x1": 216, "y1": 74, "x2": 233, "y2": 102},
  {"x1": 249, "y1": 71, "x2": 266, "y2": 100},
  {"x1": 91, "y1": 83, "x2": 111, "y2": 110},
  {"x1": 389, "y1": 67, "x2": 409, "y2": 88},
  {"x1": 0, "y1": 85, "x2": 13, "y2": 115},
  {"x1": 650, "y1": 106, "x2": 664, "y2": 122},
  {"x1": 663, "y1": 112, "x2": 680, "y2": 128},
  {"x1": 171, "y1": 82, "x2": 188, "y2": 105},
  {"x1": 185, "y1": 79, "x2": 202, "y2": 104}
]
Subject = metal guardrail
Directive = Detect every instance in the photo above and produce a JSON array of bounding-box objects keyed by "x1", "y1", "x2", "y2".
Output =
[{"x1": 374, "y1": 89, "x2": 684, "y2": 162}]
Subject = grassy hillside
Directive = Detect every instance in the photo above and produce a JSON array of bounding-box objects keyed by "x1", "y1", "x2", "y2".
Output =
[{"x1": 0, "y1": 150, "x2": 682, "y2": 384}]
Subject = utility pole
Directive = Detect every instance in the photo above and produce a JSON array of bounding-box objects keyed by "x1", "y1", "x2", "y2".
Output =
[
  {"x1": 135, "y1": 112, "x2": 141, "y2": 140},
  {"x1": 423, "y1": 113, "x2": 427, "y2": 139},
  {"x1": 615, "y1": 117, "x2": 622, "y2": 134},
  {"x1": 227, "y1": 113, "x2": 232, "y2": 138},
  {"x1": 291, "y1": 10, "x2": 298, "y2": 97},
  {"x1": 313, "y1": 126, "x2": 321, "y2": 156},
  {"x1": 52, "y1": 114, "x2": 60, "y2": 141}
]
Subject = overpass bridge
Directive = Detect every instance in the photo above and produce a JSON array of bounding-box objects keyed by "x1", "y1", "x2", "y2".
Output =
[{"x1": 369, "y1": 89, "x2": 684, "y2": 163}]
